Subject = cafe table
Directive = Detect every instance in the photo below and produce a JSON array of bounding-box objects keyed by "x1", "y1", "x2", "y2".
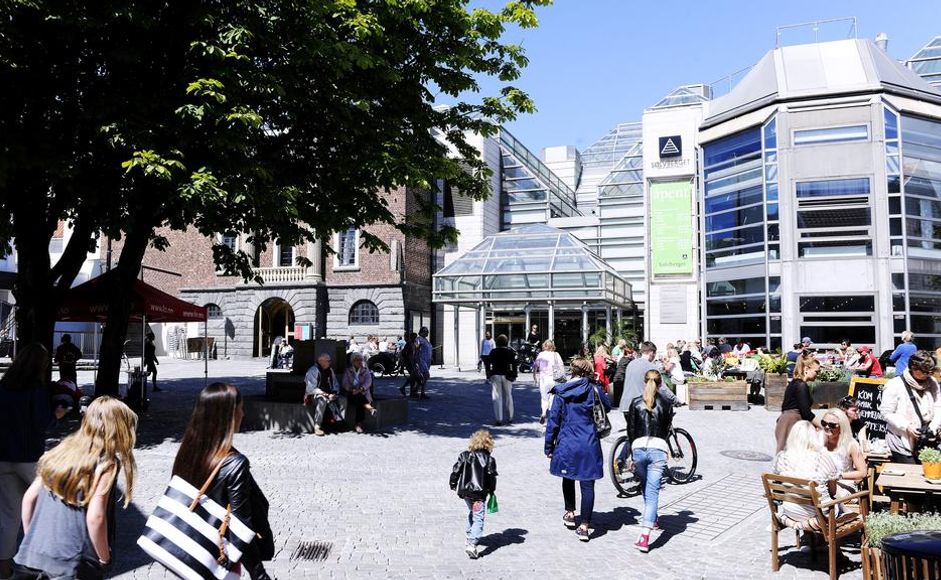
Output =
[{"x1": 874, "y1": 462, "x2": 941, "y2": 513}]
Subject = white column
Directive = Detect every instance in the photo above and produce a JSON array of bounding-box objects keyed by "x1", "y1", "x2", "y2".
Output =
[
  {"x1": 605, "y1": 305, "x2": 612, "y2": 338},
  {"x1": 476, "y1": 303, "x2": 483, "y2": 359},
  {"x1": 524, "y1": 306, "x2": 531, "y2": 337},
  {"x1": 305, "y1": 238, "x2": 323, "y2": 281},
  {"x1": 548, "y1": 302, "x2": 555, "y2": 343},
  {"x1": 581, "y1": 304, "x2": 589, "y2": 345},
  {"x1": 454, "y1": 305, "x2": 460, "y2": 370}
]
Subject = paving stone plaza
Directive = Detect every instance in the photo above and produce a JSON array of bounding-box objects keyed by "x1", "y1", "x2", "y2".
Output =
[{"x1": 53, "y1": 359, "x2": 865, "y2": 579}]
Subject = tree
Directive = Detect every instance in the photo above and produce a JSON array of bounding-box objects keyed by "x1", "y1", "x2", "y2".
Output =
[{"x1": 0, "y1": 0, "x2": 550, "y2": 394}]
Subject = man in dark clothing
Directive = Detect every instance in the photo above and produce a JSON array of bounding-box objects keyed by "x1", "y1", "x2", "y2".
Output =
[
  {"x1": 526, "y1": 325, "x2": 540, "y2": 346},
  {"x1": 484, "y1": 335, "x2": 518, "y2": 426},
  {"x1": 717, "y1": 337, "x2": 733, "y2": 354},
  {"x1": 53, "y1": 334, "x2": 82, "y2": 384}
]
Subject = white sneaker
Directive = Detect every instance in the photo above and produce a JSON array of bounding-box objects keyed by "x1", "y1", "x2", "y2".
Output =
[{"x1": 465, "y1": 543, "x2": 479, "y2": 559}]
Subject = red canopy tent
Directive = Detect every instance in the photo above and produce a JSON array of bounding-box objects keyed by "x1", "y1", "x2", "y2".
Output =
[{"x1": 58, "y1": 271, "x2": 209, "y2": 384}]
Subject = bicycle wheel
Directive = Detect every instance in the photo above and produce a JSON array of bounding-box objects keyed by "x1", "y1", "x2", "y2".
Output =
[
  {"x1": 608, "y1": 435, "x2": 640, "y2": 496},
  {"x1": 667, "y1": 427, "x2": 698, "y2": 484}
]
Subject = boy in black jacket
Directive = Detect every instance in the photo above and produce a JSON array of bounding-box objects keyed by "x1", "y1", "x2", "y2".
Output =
[{"x1": 449, "y1": 429, "x2": 498, "y2": 559}]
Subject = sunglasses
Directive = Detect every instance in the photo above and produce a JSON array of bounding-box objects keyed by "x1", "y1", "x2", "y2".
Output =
[{"x1": 821, "y1": 420, "x2": 840, "y2": 430}]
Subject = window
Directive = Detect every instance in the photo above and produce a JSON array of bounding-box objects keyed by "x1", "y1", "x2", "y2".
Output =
[
  {"x1": 703, "y1": 127, "x2": 765, "y2": 270},
  {"x1": 704, "y1": 275, "x2": 775, "y2": 348},
  {"x1": 901, "y1": 114, "x2": 941, "y2": 259},
  {"x1": 336, "y1": 229, "x2": 359, "y2": 269},
  {"x1": 349, "y1": 300, "x2": 379, "y2": 325},
  {"x1": 793, "y1": 125, "x2": 868, "y2": 145},
  {"x1": 206, "y1": 303, "x2": 222, "y2": 319},
  {"x1": 277, "y1": 244, "x2": 294, "y2": 267},
  {"x1": 794, "y1": 178, "x2": 873, "y2": 258},
  {"x1": 221, "y1": 233, "x2": 238, "y2": 252},
  {"x1": 798, "y1": 294, "x2": 876, "y2": 345},
  {"x1": 886, "y1": 107, "x2": 904, "y2": 257}
]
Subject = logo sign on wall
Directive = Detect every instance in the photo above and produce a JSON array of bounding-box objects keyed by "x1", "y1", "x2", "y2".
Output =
[
  {"x1": 658, "y1": 135, "x2": 682, "y2": 158},
  {"x1": 650, "y1": 181, "x2": 693, "y2": 276}
]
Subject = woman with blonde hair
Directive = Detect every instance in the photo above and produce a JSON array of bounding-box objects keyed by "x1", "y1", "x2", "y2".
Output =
[
  {"x1": 14, "y1": 397, "x2": 137, "y2": 579},
  {"x1": 593, "y1": 344, "x2": 612, "y2": 395},
  {"x1": 889, "y1": 331, "x2": 918, "y2": 376},
  {"x1": 775, "y1": 356, "x2": 822, "y2": 452},
  {"x1": 625, "y1": 370, "x2": 674, "y2": 552},
  {"x1": 168, "y1": 383, "x2": 274, "y2": 580},
  {"x1": 772, "y1": 421, "x2": 839, "y2": 528},
  {"x1": 534, "y1": 339, "x2": 565, "y2": 425},
  {"x1": 820, "y1": 409, "x2": 867, "y2": 498},
  {"x1": 545, "y1": 357, "x2": 611, "y2": 542}
]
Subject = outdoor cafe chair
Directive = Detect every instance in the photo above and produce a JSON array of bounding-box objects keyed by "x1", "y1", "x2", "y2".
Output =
[{"x1": 762, "y1": 473, "x2": 871, "y2": 580}]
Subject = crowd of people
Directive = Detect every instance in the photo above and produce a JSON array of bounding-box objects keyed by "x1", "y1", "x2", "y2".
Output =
[{"x1": 0, "y1": 340, "x2": 275, "y2": 580}]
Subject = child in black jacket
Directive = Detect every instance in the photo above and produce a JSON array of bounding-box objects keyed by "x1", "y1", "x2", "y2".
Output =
[{"x1": 449, "y1": 429, "x2": 498, "y2": 559}]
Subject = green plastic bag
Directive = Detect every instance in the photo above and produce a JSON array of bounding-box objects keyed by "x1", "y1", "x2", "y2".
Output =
[{"x1": 486, "y1": 493, "x2": 499, "y2": 514}]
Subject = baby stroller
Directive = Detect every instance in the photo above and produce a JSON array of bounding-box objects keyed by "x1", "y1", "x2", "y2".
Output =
[{"x1": 51, "y1": 379, "x2": 83, "y2": 417}]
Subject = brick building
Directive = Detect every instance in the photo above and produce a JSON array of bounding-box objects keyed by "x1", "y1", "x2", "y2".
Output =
[{"x1": 107, "y1": 187, "x2": 435, "y2": 359}]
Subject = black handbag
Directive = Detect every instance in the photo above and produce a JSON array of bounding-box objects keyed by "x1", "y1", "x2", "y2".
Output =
[{"x1": 590, "y1": 383, "x2": 611, "y2": 439}]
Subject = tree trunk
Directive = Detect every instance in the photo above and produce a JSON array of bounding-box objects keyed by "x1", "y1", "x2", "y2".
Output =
[
  {"x1": 94, "y1": 230, "x2": 150, "y2": 397},
  {"x1": 11, "y1": 203, "x2": 55, "y2": 352}
]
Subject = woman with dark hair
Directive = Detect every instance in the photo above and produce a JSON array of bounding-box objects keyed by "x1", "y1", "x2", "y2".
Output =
[
  {"x1": 626, "y1": 369, "x2": 674, "y2": 553},
  {"x1": 0, "y1": 344, "x2": 65, "y2": 579},
  {"x1": 171, "y1": 383, "x2": 274, "y2": 580},
  {"x1": 881, "y1": 350, "x2": 941, "y2": 464},
  {"x1": 544, "y1": 357, "x2": 611, "y2": 543}
]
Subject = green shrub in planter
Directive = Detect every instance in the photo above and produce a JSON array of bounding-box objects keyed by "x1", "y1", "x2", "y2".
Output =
[
  {"x1": 918, "y1": 447, "x2": 941, "y2": 464},
  {"x1": 865, "y1": 512, "x2": 941, "y2": 549}
]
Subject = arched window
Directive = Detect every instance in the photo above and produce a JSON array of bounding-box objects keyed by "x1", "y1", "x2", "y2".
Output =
[
  {"x1": 206, "y1": 303, "x2": 223, "y2": 319},
  {"x1": 349, "y1": 300, "x2": 379, "y2": 325}
]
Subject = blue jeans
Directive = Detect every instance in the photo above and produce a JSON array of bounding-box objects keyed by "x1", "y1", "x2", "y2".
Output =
[
  {"x1": 464, "y1": 498, "x2": 486, "y2": 544},
  {"x1": 633, "y1": 447, "x2": 668, "y2": 529}
]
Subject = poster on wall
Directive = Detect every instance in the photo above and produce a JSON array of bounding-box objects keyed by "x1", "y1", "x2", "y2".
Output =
[{"x1": 650, "y1": 181, "x2": 693, "y2": 275}]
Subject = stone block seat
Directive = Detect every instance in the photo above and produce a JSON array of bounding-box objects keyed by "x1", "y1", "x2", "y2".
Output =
[{"x1": 246, "y1": 339, "x2": 407, "y2": 433}]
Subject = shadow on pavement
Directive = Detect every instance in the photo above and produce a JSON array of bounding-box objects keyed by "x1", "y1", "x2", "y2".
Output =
[
  {"x1": 651, "y1": 509, "x2": 699, "y2": 548},
  {"x1": 589, "y1": 505, "x2": 640, "y2": 539},
  {"x1": 111, "y1": 500, "x2": 150, "y2": 577},
  {"x1": 478, "y1": 528, "x2": 528, "y2": 556},
  {"x1": 775, "y1": 533, "x2": 862, "y2": 577}
]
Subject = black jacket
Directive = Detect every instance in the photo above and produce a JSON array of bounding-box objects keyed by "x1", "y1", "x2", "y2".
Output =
[
  {"x1": 449, "y1": 450, "x2": 498, "y2": 501},
  {"x1": 625, "y1": 394, "x2": 674, "y2": 442},
  {"x1": 206, "y1": 452, "x2": 274, "y2": 580},
  {"x1": 485, "y1": 347, "x2": 517, "y2": 378}
]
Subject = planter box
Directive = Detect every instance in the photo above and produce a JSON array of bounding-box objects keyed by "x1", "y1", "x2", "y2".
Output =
[
  {"x1": 689, "y1": 380, "x2": 748, "y2": 411},
  {"x1": 808, "y1": 381, "x2": 851, "y2": 408},
  {"x1": 764, "y1": 374, "x2": 788, "y2": 411}
]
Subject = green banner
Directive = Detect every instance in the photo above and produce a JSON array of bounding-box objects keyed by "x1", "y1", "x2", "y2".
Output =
[{"x1": 650, "y1": 181, "x2": 693, "y2": 275}]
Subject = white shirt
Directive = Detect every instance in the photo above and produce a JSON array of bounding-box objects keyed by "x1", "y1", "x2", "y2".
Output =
[{"x1": 732, "y1": 344, "x2": 751, "y2": 357}]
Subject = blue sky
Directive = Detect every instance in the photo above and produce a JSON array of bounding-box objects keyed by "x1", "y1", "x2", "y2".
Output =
[{"x1": 467, "y1": 0, "x2": 941, "y2": 154}]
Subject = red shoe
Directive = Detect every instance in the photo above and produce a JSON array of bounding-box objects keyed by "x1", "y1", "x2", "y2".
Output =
[
  {"x1": 653, "y1": 519, "x2": 660, "y2": 530},
  {"x1": 633, "y1": 534, "x2": 650, "y2": 552}
]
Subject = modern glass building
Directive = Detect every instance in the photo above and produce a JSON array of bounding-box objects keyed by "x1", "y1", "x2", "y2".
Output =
[
  {"x1": 699, "y1": 38, "x2": 941, "y2": 350},
  {"x1": 908, "y1": 36, "x2": 941, "y2": 88}
]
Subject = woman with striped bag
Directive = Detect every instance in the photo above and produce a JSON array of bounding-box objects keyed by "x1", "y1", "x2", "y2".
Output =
[{"x1": 139, "y1": 383, "x2": 274, "y2": 579}]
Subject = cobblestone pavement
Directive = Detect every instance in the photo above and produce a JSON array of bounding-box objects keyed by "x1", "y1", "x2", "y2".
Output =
[{"x1": 58, "y1": 359, "x2": 863, "y2": 579}]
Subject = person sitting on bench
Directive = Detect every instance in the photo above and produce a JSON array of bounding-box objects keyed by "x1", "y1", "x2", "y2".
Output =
[{"x1": 304, "y1": 353, "x2": 344, "y2": 437}]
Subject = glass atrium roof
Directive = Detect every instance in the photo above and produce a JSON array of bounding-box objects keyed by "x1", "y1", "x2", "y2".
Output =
[
  {"x1": 433, "y1": 224, "x2": 632, "y2": 308},
  {"x1": 648, "y1": 84, "x2": 712, "y2": 109},
  {"x1": 580, "y1": 122, "x2": 642, "y2": 168},
  {"x1": 909, "y1": 36, "x2": 941, "y2": 88}
]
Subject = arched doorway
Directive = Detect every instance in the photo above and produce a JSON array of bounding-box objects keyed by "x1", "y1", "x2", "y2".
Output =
[{"x1": 253, "y1": 297, "x2": 295, "y2": 358}]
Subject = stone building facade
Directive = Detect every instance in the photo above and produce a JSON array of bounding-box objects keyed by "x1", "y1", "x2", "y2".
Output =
[{"x1": 106, "y1": 187, "x2": 435, "y2": 359}]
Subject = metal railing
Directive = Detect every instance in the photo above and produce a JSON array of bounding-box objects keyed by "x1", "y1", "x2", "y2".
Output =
[{"x1": 499, "y1": 129, "x2": 579, "y2": 217}]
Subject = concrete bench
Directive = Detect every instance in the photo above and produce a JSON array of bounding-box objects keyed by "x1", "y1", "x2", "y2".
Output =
[{"x1": 242, "y1": 395, "x2": 407, "y2": 434}]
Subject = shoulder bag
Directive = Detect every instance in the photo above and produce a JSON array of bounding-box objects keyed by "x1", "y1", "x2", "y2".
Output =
[
  {"x1": 138, "y1": 457, "x2": 258, "y2": 580},
  {"x1": 590, "y1": 383, "x2": 612, "y2": 439},
  {"x1": 902, "y1": 381, "x2": 940, "y2": 453}
]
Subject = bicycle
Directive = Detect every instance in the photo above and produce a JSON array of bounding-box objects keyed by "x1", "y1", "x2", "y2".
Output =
[{"x1": 608, "y1": 422, "x2": 698, "y2": 496}]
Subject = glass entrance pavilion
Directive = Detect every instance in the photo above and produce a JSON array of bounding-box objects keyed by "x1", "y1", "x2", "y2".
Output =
[{"x1": 433, "y1": 224, "x2": 634, "y2": 360}]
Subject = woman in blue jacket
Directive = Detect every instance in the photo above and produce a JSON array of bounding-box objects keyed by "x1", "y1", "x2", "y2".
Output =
[
  {"x1": 889, "y1": 331, "x2": 918, "y2": 376},
  {"x1": 544, "y1": 357, "x2": 611, "y2": 542}
]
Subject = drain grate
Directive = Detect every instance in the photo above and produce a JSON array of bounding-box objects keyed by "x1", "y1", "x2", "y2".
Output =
[{"x1": 291, "y1": 540, "x2": 333, "y2": 562}]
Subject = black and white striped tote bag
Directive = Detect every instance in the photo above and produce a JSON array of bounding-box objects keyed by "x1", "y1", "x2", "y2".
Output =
[{"x1": 138, "y1": 461, "x2": 257, "y2": 580}]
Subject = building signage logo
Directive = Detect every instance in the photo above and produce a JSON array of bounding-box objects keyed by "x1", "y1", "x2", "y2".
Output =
[{"x1": 659, "y1": 135, "x2": 682, "y2": 158}]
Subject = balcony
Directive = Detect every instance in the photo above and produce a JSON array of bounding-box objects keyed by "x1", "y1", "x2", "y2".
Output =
[{"x1": 249, "y1": 266, "x2": 310, "y2": 285}]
